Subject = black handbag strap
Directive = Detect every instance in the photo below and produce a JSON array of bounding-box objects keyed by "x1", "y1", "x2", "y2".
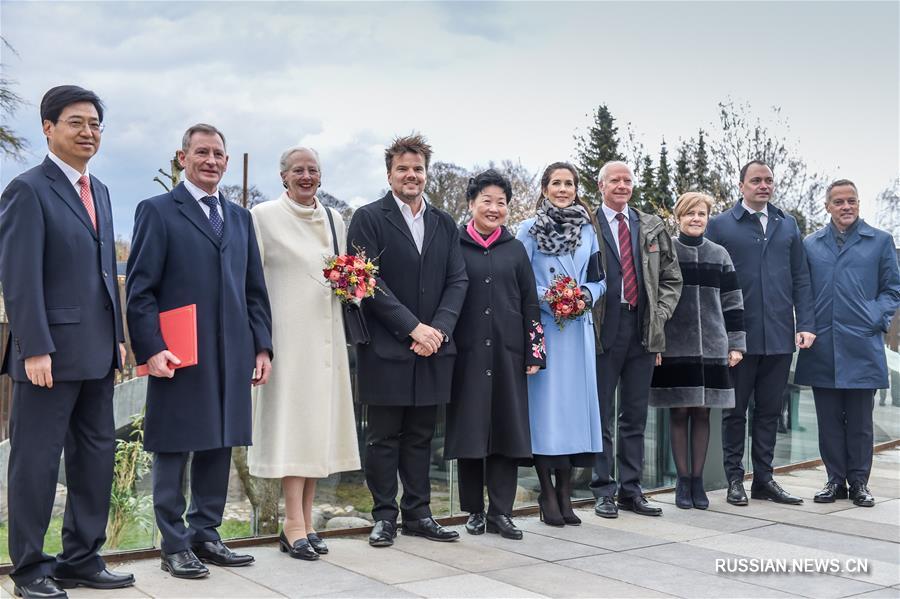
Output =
[{"x1": 323, "y1": 204, "x2": 340, "y2": 255}]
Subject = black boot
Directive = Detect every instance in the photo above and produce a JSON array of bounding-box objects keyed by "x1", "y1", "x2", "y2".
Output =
[
  {"x1": 675, "y1": 477, "x2": 693, "y2": 509},
  {"x1": 536, "y1": 465, "x2": 565, "y2": 527},
  {"x1": 555, "y1": 468, "x2": 581, "y2": 525},
  {"x1": 690, "y1": 477, "x2": 709, "y2": 509}
]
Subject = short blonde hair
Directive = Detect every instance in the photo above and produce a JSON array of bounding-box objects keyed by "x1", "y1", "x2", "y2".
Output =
[{"x1": 674, "y1": 192, "x2": 714, "y2": 219}]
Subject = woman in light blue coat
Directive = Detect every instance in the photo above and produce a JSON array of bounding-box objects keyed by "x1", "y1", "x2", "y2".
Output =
[{"x1": 516, "y1": 161, "x2": 606, "y2": 527}]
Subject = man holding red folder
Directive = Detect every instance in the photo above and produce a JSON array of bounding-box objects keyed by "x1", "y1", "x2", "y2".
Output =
[{"x1": 126, "y1": 123, "x2": 272, "y2": 579}]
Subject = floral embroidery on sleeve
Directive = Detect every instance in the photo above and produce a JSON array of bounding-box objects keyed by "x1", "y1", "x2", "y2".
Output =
[{"x1": 529, "y1": 320, "x2": 546, "y2": 361}]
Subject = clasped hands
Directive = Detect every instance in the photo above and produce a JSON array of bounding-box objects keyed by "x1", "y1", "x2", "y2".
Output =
[{"x1": 409, "y1": 323, "x2": 445, "y2": 357}]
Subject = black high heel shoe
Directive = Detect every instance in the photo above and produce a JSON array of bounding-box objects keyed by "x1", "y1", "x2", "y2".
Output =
[
  {"x1": 279, "y1": 531, "x2": 319, "y2": 561},
  {"x1": 538, "y1": 495, "x2": 565, "y2": 527}
]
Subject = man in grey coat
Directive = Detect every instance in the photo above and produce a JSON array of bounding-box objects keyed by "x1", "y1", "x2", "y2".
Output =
[
  {"x1": 794, "y1": 179, "x2": 900, "y2": 506},
  {"x1": 706, "y1": 160, "x2": 816, "y2": 506}
]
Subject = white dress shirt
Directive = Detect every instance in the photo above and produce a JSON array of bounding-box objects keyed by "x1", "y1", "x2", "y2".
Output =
[
  {"x1": 602, "y1": 203, "x2": 631, "y2": 302},
  {"x1": 47, "y1": 151, "x2": 88, "y2": 194},
  {"x1": 742, "y1": 200, "x2": 767, "y2": 233},
  {"x1": 184, "y1": 178, "x2": 224, "y2": 221},
  {"x1": 393, "y1": 193, "x2": 425, "y2": 253}
]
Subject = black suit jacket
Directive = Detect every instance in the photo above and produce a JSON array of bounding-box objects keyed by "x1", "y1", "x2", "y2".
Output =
[
  {"x1": 346, "y1": 192, "x2": 468, "y2": 406},
  {"x1": 0, "y1": 157, "x2": 124, "y2": 382}
]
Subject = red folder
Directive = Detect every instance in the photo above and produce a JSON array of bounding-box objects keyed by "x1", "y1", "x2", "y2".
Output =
[{"x1": 136, "y1": 304, "x2": 198, "y2": 377}]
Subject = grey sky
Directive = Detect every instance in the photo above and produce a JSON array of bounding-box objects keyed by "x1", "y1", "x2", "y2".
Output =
[{"x1": 1, "y1": 1, "x2": 897, "y2": 238}]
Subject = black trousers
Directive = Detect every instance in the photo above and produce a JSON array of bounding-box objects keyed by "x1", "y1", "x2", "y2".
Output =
[
  {"x1": 153, "y1": 447, "x2": 232, "y2": 554},
  {"x1": 365, "y1": 404, "x2": 437, "y2": 523},
  {"x1": 722, "y1": 354, "x2": 792, "y2": 483},
  {"x1": 7, "y1": 371, "x2": 115, "y2": 586},
  {"x1": 457, "y1": 455, "x2": 519, "y2": 516},
  {"x1": 590, "y1": 310, "x2": 656, "y2": 500},
  {"x1": 812, "y1": 387, "x2": 875, "y2": 485}
]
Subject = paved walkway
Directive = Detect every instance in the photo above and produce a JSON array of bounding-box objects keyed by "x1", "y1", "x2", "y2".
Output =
[{"x1": 3, "y1": 449, "x2": 899, "y2": 598}]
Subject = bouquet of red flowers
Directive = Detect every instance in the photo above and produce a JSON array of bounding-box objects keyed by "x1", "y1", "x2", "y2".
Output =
[
  {"x1": 323, "y1": 251, "x2": 379, "y2": 306},
  {"x1": 543, "y1": 274, "x2": 589, "y2": 330}
]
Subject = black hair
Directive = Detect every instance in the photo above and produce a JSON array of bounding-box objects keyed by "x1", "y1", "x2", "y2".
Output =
[
  {"x1": 466, "y1": 169, "x2": 512, "y2": 203},
  {"x1": 40, "y1": 85, "x2": 105, "y2": 124},
  {"x1": 739, "y1": 160, "x2": 772, "y2": 183}
]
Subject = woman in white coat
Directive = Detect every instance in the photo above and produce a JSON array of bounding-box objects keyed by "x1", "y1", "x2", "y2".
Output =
[{"x1": 249, "y1": 147, "x2": 360, "y2": 560}]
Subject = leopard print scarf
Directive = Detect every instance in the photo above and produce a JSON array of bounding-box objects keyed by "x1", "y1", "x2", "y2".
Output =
[{"x1": 528, "y1": 198, "x2": 591, "y2": 256}]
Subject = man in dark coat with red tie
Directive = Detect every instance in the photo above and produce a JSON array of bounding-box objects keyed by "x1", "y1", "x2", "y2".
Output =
[
  {"x1": 126, "y1": 124, "x2": 272, "y2": 579},
  {"x1": 0, "y1": 85, "x2": 134, "y2": 598}
]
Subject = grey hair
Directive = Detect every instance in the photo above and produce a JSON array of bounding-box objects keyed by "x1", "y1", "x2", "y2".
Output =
[
  {"x1": 597, "y1": 160, "x2": 634, "y2": 184},
  {"x1": 279, "y1": 146, "x2": 321, "y2": 174},
  {"x1": 182, "y1": 123, "x2": 226, "y2": 151}
]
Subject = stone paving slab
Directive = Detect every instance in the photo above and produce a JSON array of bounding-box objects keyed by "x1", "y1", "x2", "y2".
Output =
[
  {"x1": 453, "y1": 522, "x2": 609, "y2": 562},
  {"x1": 627, "y1": 539, "x2": 884, "y2": 599},
  {"x1": 227, "y1": 546, "x2": 382, "y2": 598},
  {"x1": 785, "y1": 510, "x2": 900, "y2": 544},
  {"x1": 389, "y1": 529, "x2": 541, "y2": 573},
  {"x1": 831, "y1": 499, "x2": 900, "y2": 527},
  {"x1": 319, "y1": 538, "x2": 463, "y2": 585},
  {"x1": 689, "y1": 533, "x2": 900, "y2": 587},
  {"x1": 483, "y1": 562, "x2": 674, "y2": 598},
  {"x1": 517, "y1": 513, "x2": 672, "y2": 552},
  {"x1": 395, "y1": 573, "x2": 548, "y2": 598},
  {"x1": 740, "y1": 523, "x2": 900, "y2": 564},
  {"x1": 559, "y1": 551, "x2": 797, "y2": 598}
]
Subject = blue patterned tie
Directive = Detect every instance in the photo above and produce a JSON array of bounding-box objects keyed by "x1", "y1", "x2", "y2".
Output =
[{"x1": 200, "y1": 196, "x2": 223, "y2": 238}]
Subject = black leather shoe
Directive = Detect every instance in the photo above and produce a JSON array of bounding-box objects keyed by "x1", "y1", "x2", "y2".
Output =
[
  {"x1": 13, "y1": 577, "x2": 67, "y2": 598},
  {"x1": 160, "y1": 550, "x2": 209, "y2": 579},
  {"x1": 465, "y1": 512, "x2": 486, "y2": 535},
  {"x1": 691, "y1": 477, "x2": 709, "y2": 510},
  {"x1": 814, "y1": 482, "x2": 848, "y2": 503},
  {"x1": 368, "y1": 520, "x2": 397, "y2": 547},
  {"x1": 849, "y1": 481, "x2": 875, "y2": 507},
  {"x1": 54, "y1": 568, "x2": 134, "y2": 589},
  {"x1": 750, "y1": 480, "x2": 803, "y2": 504},
  {"x1": 594, "y1": 496, "x2": 618, "y2": 519},
  {"x1": 617, "y1": 495, "x2": 662, "y2": 516},
  {"x1": 306, "y1": 532, "x2": 329, "y2": 555},
  {"x1": 192, "y1": 540, "x2": 254, "y2": 567},
  {"x1": 401, "y1": 517, "x2": 460, "y2": 542},
  {"x1": 486, "y1": 514, "x2": 523, "y2": 540},
  {"x1": 279, "y1": 532, "x2": 319, "y2": 560},
  {"x1": 726, "y1": 479, "x2": 749, "y2": 506},
  {"x1": 675, "y1": 477, "x2": 692, "y2": 509}
]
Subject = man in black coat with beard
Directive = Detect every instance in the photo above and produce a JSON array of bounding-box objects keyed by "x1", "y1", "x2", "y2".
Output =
[{"x1": 347, "y1": 133, "x2": 468, "y2": 547}]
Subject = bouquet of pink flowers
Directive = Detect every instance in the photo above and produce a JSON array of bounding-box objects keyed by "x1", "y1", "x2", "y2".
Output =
[
  {"x1": 543, "y1": 274, "x2": 589, "y2": 330},
  {"x1": 323, "y1": 252, "x2": 379, "y2": 305}
]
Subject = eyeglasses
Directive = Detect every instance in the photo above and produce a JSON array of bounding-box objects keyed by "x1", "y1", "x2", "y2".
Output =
[{"x1": 60, "y1": 118, "x2": 105, "y2": 133}]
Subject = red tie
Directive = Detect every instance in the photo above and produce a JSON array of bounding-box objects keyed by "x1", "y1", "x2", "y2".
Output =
[
  {"x1": 78, "y1": 175, "x2": 97, "y2": 231},
  {"x1": 616, "y1": 213, "x2": 638, "y2": 307}
]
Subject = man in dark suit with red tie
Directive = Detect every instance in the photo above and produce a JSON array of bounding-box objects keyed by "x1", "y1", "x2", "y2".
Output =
[
  {"x1": 126, "y1": 124, "x2": 272, "y2": 579},
  {"x1": 0, "y1": 86, "x2": 134, "y2": 598}
]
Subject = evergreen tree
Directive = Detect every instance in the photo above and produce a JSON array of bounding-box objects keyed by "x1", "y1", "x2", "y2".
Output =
[
  {"x1": 574, "y1": 104, "x2": 623, "y2": 207},
  {"x1": 632, "y1": 154, "x2": 656, "y2": 213},
  {"x1": 655, "y1": 139, "x2": 674, "y2": 214},
  {"x1": 693, "y1": 129, "x2": 712, "y2": 193},
  {"x1": 674, "y1": 141, "x2": 693, "y2": 195}
]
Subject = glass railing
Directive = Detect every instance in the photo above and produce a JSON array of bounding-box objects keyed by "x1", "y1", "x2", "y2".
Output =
[{"x1": 1, "y1": 317, "x2": 898, "y2": 565}]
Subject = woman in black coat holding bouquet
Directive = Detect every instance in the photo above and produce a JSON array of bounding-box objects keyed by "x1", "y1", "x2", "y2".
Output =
[{"x1": 445, "y1": 169, "x2": 545, "y2": 541}]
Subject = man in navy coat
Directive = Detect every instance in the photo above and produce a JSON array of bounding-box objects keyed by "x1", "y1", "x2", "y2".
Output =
[
  {"x1": 706, "y1": 160, "x2": 816, "y2": 506},
  {"x1": 126, "y1": 124, "x2": 272, "y2": 578},
  {"x1": 0, "y1": 86, "x2": 134, "y2": 598},
  {"x1": 795, "y1": 179, "x2": 900, "y2": 506}
]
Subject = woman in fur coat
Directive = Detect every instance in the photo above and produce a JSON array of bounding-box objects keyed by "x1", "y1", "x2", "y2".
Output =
[{"x1": 650, "y1": 192, "x2": 746, "y2": 509}]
